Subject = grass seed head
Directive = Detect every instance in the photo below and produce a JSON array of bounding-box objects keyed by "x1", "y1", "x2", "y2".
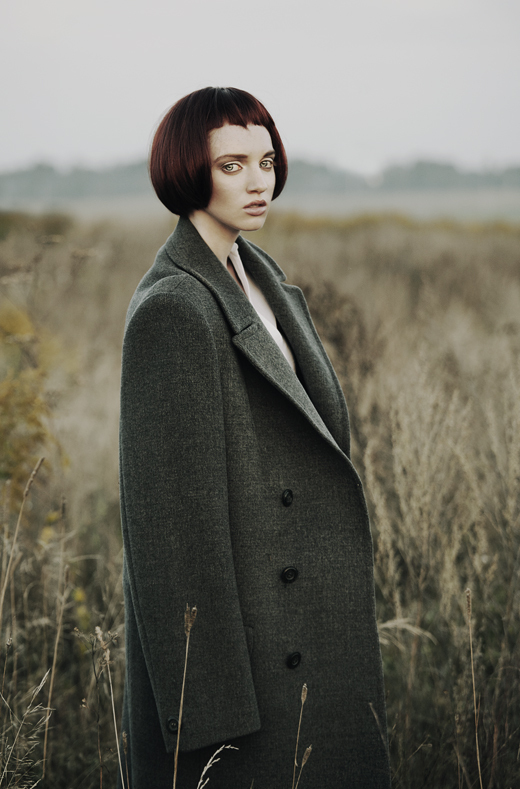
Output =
[
  {"x1": 184, "y1": 604, "x2": 198, "y2": 636},
  {"x1": 302, "y1": 745, "x2": 312, "y2": 766}
]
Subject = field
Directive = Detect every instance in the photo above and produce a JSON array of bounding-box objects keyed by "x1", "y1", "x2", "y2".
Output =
[{"x1": 1, "y1": 209, "x2": 520, "y2": 787}]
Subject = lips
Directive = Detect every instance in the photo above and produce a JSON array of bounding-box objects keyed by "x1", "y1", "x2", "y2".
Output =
[{"x1": 243, "y1": 200, "x2": 267, "y2": 216}]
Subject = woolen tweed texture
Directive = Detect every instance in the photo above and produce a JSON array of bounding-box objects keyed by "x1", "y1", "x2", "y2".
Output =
[{"x1": 118, "y1": 216, "x2": 391, "y2": 788}]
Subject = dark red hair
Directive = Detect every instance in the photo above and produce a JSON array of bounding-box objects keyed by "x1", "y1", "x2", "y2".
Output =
[{"x1": 149, "y1": 87, "x2": 288, "y2": 216}]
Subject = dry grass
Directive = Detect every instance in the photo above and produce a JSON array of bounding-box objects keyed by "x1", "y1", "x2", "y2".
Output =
[
  {"x1": 292, "y1": 683, "x2": 309, "y2": 789},
  {"x1": 173, "y1": 605, "x2": 197, "y2": 789},
  {"x1": 1, "y1": 210, "x2": 520, "y2": 785}
]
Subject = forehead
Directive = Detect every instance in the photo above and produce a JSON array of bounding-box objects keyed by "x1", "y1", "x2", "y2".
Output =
[{"x1": 208, "y1": 124, "x2": 274, "y2": 159}]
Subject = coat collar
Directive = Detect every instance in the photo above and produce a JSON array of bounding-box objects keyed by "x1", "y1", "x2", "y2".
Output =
[{"x1": 164, "y1": 217, "x2": 349, "y2": 461}]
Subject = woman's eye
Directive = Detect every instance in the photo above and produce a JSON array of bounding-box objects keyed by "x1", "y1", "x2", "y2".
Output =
[
  {"x1": 222, "y1": 163, "x2": 240, "y2": 173},
  {"x1": 260, "y1": 159, "x2": 274, "y2": 170}
]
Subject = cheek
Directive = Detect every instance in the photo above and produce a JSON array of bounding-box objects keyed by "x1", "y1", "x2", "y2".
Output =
[{"x1": 209, "y1": 180, "x2": 236, "y2": 212}]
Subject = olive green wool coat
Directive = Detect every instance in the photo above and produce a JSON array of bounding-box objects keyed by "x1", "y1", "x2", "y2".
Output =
[{"x1": 118, "y1": 216, "x2": 390, "y2": 788}]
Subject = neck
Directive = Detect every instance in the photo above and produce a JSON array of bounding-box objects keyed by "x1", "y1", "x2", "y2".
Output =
[{"x1": 188, "y1": 211, "x2": 238, "y2": 265}]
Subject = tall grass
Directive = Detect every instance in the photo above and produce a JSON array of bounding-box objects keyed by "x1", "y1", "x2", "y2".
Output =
[{"x1": 0, "y1": 210, "x2": 520, "y2": 785}]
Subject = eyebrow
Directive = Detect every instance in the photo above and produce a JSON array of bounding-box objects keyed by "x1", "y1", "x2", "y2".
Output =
[{"x1": 214, "y1": 150, "x2": 276, "y2": 165}]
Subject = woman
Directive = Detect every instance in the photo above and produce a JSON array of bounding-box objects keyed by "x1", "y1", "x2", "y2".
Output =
[{"x1": 119, "y1": 87, "x2": 390, "y2": 788}]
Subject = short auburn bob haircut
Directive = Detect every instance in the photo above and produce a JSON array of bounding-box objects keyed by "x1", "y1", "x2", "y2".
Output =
[{"x1": 149, "y1": 87, "x2": 288, "y2": 217}]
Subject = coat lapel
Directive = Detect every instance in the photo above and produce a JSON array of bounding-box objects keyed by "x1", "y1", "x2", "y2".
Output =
[
  {"x1": 165, "y1": 218, "x2": 349, "y2": 461},
  {"x1": 236, "y1": 236, "x2": 351, "y2": 458}
]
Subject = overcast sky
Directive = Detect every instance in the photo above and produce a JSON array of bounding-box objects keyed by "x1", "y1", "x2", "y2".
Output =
[{"x1": 1, "y1": 0, "x2": 519, "y2": 175}]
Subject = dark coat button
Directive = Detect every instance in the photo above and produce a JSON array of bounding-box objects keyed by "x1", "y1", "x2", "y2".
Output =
[
  {"x1": 282, "y1": 489, "x2": 293, "y2": 507},
  {"x1": 286, "y1": 652, "x2": 301, "y2": 669},
  {"x1": 281, "y1": 566, "x2": 298, "y2": 583},
  {"x1": 167, "y1": 716, "x2": 179, "y2": 733}
]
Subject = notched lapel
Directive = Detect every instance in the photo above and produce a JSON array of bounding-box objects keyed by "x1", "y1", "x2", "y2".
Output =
[
  {"x1": 232, "y1": 322, "x2": 344, "y2": 459},
  {"x1": 237, "y1": 238, "x2": 351, "y2": 458},
  {"x1": 165, "y1": 218, "x2": 348, "y2": 461}
]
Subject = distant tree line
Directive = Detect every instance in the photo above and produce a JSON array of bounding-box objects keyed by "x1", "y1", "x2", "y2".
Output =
[{"x1": 1, "y1": 158, "x2": 520, "y2": 201}]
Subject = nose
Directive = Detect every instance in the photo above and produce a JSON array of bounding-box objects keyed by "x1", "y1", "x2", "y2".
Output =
[{"x1": 246, "y1": 168, "x2": 268, "y2": 194}]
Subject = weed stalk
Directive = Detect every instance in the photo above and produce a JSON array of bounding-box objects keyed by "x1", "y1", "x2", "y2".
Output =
[
  {"x1": 0, "y1": 459, "x2": 44, "y2": 637},
  {"x1": 466, "y1": 589, "x2": 483, "y2": 789},
  {"x1": 294, "y1": 745, "x2": 312, "y2": 789},
  {"x1": 173, "y1": 604, "x2": 197, "y2": 789},
  {"x1": 42, "y1": 496, "x2": 67, "y2": 779},
  {"x1": 292, "y1": 683, "x2": 307, "y2": 789}
]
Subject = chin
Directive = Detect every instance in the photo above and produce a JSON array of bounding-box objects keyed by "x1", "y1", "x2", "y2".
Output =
[{"x1": 242, "y1": 216, "x2": 268, "y2": 233}]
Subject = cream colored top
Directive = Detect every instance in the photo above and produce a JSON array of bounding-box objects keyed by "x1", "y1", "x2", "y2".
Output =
[{"x1": 227, "y1": 243, "x2": 296, "y2": 372}]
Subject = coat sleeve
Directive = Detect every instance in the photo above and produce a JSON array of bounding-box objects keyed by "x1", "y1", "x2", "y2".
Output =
[{"x1": 119, "y1": 287, "x2": 261, "y2": 753}]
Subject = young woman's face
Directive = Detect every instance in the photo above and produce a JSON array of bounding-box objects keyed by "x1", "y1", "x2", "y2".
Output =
[{"x1": 200, "y1": 124, "x2": 276, "y2": 239}]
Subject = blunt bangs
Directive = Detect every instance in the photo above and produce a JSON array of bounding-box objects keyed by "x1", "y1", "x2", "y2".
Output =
[{"x1": 150, "y1": 87, "x2": 288, "y2": 216}]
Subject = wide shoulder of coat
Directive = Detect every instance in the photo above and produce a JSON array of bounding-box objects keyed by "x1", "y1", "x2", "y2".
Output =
[
  {"x1": 124, "y1": 231, "x2": 225, "y2": 336},
  {"x1": 126, "y1": 216, "x2": 297, "y2": 346}
]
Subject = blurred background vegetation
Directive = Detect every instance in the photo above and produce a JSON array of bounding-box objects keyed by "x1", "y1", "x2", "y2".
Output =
[
  {"x1": 1, "y1": 208, "x2": 520, "y2": 786},
  {"x1": 3, "y1": 159, "x2": 520, "y2": 223}
]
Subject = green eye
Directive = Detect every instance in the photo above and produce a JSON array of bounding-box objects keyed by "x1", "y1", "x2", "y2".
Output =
[
  {"x1": 222, "y1": 163, "x2": 240, "y2": 172},
  {"x1": 260, "y1": 159, "x2": 274, "y2": 169}
]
